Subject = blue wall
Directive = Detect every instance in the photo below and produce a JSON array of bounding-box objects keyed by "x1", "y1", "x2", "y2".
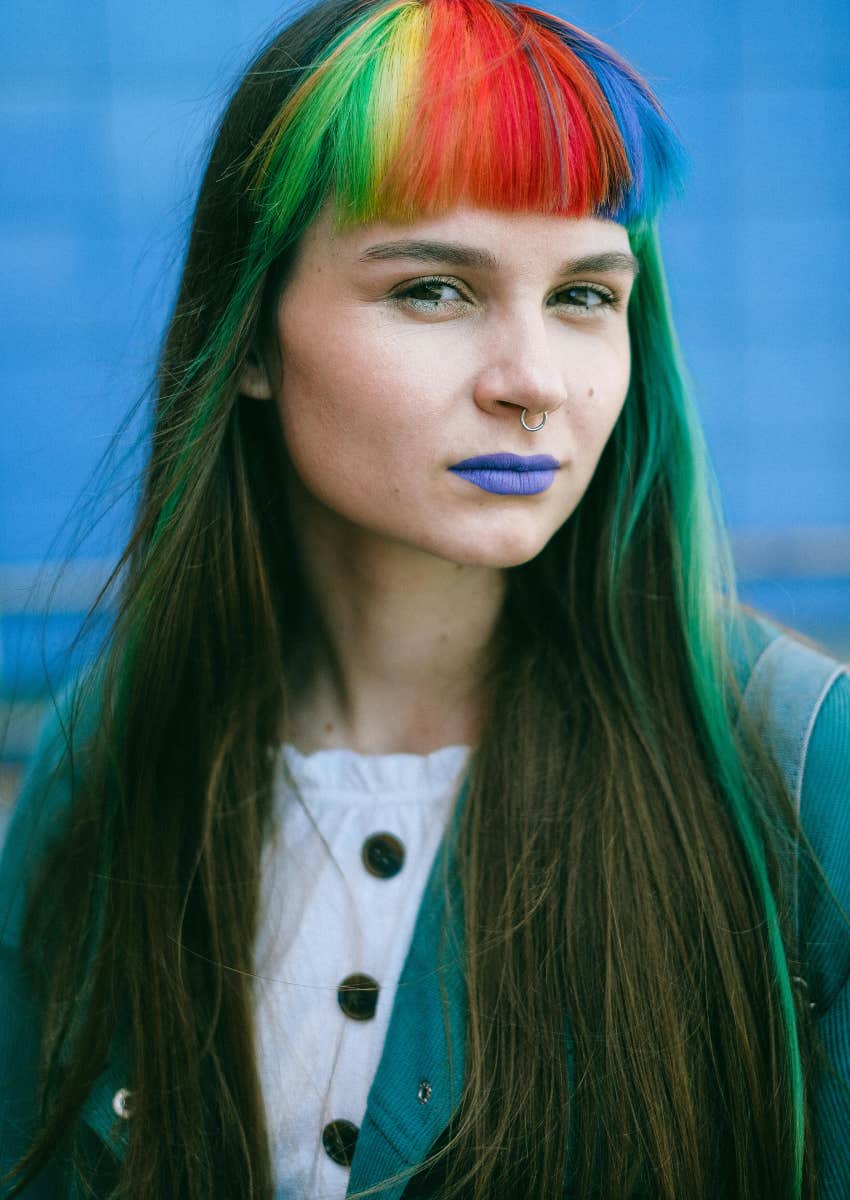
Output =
[{"x1": 2, "y1": 0, "x2": 849, "y2": 754}]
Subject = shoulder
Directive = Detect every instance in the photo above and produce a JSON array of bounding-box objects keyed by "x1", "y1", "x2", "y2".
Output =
[
  {"x1": 0, "y1": 678, "x2": 101, "y2": 951},
  {"x1": 0, "y1": 679, "x2": 109, "y2": 1195},
  {"x1": 799, "y1": 662, "x2": 850, "y2": 842},
  {"x1": 731, "y1": 611, "x2": 849, "y2": 818},
  {"x1": 0, "y1": 690, "x2": 78, "y2": 1193},
  {"x1": 797, "y1": 661, "x2": 850, "y2": 1005},
  {"x1": 734, "y1": 612, "x2": 850, "y2": 1005}
]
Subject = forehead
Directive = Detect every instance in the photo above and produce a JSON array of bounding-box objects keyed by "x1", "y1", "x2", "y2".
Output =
[{"x1": 299, "y1": 202, "x2": 632, "y2": 269}]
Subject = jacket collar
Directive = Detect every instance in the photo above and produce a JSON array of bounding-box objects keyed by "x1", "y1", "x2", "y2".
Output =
[{"x1": 79, "y1": 779, "x2": 472, "y2": 1181}]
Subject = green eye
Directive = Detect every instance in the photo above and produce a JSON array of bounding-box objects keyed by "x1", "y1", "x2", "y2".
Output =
[
  {"x1": 552, "y1": 284, "x2": 616, "y2": 311},
  {"x1": 568, "y1": 287, "x2": 602, "y2": 306},
  {"x1": 552, "y1": 284, "x2": 619, "y2": 314},
  {"x1": 393, "y1": 277, "x2": 465, "y2": 310}
]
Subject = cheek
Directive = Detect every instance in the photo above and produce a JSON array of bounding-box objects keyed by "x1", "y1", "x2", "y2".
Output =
[
  {"x1": 570, "y1": 333, "x2": 631, "y2": 445},
  {"x1": 272, "y1": 313, "x2": 426, "y2": 514},
  {"x1": 272, "y1": 334, "x2": 355, "y2": 514},
  {"x1": 275, "y1": 300, "x2": 455, "y2": 455},
  {"x1": 274, "y1": 307, "x2": 373, "y2": 448}
]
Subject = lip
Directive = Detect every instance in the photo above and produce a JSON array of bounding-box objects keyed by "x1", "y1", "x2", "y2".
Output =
[
  {"x1": 449, "y1": 453, "x2": 559, "y2": 472},
  {"x1": 448, "y1": 453, "x2": 559, "y2": 497}
]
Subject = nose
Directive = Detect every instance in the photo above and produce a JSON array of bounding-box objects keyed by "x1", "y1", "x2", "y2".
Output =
[{"x1": 471, "y1": 310, "x2": 568, "y2": 426}]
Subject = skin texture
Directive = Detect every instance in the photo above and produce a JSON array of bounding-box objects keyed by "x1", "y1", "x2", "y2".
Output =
[{"x1": 241, "y1": 204, "x2": 637, "y2": 752}]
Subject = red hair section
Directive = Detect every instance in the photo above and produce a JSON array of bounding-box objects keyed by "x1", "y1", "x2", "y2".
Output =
[{"x1": 377, "y1": 0, "x2": 632, "y2": 217}]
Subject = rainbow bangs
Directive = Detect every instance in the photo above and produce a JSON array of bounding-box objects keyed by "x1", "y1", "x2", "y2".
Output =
[{"x1": 249, "y1": 0, "x2": 685, "y2": 237}]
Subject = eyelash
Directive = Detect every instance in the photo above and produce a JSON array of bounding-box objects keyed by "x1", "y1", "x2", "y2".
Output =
[{"x1": 390, "y1": 275, "x2": 619, "y2": 315}]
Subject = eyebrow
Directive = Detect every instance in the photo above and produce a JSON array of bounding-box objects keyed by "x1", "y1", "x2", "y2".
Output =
[{"x1": 359, "y1": 239, "x2": 640, "y2": 278}]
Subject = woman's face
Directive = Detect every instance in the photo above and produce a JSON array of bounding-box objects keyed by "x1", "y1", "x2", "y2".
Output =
[{"x1": 245, "y1": 203, "x2": 637, "y2": 568}]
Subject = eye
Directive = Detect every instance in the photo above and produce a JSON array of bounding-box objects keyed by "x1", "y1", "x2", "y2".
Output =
[
  {"x1": 391, "y1": 277, "x2": 467, "y2": 312},
  {"x1": 550, "y1": 283, "x2": 617, "y2": 313}
]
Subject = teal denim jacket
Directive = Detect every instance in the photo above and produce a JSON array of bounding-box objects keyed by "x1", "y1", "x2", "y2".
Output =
[{"x1": 1, "y1": 617, "x2": 848, "y2": 1198}]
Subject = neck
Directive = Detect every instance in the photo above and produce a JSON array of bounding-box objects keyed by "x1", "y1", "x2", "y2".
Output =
[{"x1": 282, "y1": 498, "x2": 505, "y2": 756}]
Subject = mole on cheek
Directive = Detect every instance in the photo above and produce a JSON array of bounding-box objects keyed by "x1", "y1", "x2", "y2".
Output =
[{"x1": 588, "y1": 387, "x2": 594, "y2": 397}]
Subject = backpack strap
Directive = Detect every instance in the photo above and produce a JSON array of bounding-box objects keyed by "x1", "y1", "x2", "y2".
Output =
[
  {"x1": 741, "y1": 631, "x2": 846, "y2": 816},
  {"x1": 741, "y1": 629, "x2": 847, "y2": 950}
]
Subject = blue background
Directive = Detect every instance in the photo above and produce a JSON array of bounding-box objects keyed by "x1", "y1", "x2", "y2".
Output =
[{"x1": 1, "y1": 0, "x2": 849, "y2": 766}]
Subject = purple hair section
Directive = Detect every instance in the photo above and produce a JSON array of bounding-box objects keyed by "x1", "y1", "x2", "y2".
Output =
[{"x1": 517, "y1": 5, "x2": 688, "y2": 225}]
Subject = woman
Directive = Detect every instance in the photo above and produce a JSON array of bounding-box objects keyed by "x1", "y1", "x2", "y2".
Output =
[{"x1": 1, "y1": 0, "x2": 848, "y2": 1197}]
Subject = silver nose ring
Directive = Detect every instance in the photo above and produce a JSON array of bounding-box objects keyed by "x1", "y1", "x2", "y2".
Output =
[{"x1": 520, "y1": 409, "x2": 547, "y2": 432}]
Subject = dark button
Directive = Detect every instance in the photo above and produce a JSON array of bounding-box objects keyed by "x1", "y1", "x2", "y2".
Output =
[
  {"x1": 337, "y1": 973, "x2": 380, "y2": 1021},
  {"x1": 362, "y1": 832, "x2": 405, "y2": 879},
  {"x1": 322, "y1": 1118, "x2": 359, "y2": 1166}
]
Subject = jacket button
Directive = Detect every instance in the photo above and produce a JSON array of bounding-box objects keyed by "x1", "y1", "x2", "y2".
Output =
[
  {"x1": 337, "y1": 973, "x2": 380, "y2": 1021},
  {"x1": 362, "y1": 832, "x2": 405, "y2": 879},
  {"x1": 112, "y1": 1088, "x2": 133, "y2": 1119},
  {"x1": 322, "y1": 1118, "x2": 359, "y2": 1166},
  {"x1": 417, "y1": 1079, "x2": 432, "y2": 1105}
]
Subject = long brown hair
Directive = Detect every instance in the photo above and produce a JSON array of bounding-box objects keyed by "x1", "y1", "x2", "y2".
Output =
[{"x1": 4, "y1": 1, "x2": 838, "y2": 1196}]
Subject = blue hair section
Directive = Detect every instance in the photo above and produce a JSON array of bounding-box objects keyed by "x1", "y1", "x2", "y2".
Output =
[{"x1": 520, "y1": 5, "x2": 688, "y2": 225}]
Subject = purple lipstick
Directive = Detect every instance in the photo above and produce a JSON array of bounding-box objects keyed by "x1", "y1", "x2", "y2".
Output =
[{"x1": 448, "y1": 453, "x2": 559, "y2": 496}]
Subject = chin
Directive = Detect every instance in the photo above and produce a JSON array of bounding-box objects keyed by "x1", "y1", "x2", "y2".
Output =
[{"x1": 432, "y1": 526, "x2": 554, "y2": 569}]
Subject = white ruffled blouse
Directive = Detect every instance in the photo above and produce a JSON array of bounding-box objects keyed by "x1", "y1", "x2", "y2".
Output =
[{"x1": 254, "y1": 741, "x2": 471, "y2": 1200}]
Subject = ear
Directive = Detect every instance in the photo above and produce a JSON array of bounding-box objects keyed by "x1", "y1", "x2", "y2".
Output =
[{"x1": 239, "y1": 350, "x2": 273, "y2": 400}]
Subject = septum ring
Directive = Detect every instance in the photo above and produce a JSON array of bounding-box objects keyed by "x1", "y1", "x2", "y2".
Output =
[{"x1": 520, "y1": 409, "x2": 547, "y2": 432}]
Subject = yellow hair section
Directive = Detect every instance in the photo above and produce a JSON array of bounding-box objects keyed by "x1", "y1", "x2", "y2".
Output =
[{"x1": 360, "y1": 0, "x2": 429, "y2": 220}]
